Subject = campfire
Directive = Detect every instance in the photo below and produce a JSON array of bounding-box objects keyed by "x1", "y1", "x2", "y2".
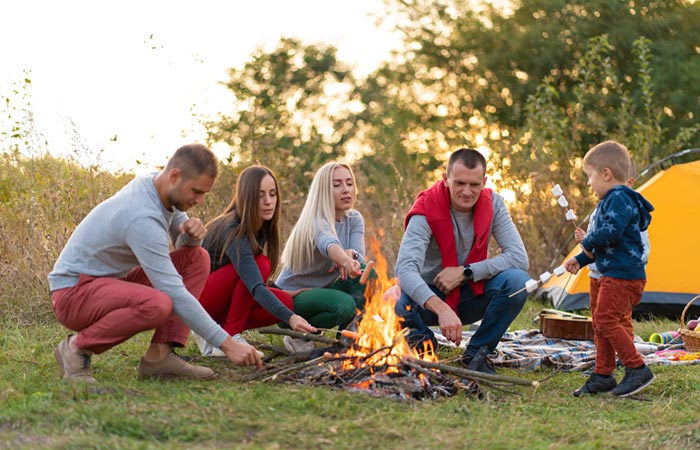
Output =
[{"x1": 251, "y1": 238, "x2": 538, "y2": 400}]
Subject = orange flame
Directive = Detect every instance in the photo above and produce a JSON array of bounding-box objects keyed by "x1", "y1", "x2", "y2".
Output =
[{"x1": 342, "y1": 236, "x2": 437, "y2": 376}]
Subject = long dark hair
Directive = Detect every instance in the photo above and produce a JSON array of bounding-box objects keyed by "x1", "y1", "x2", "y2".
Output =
[{"x1": 205, "y1": 165, "x2": 281, "y2": 275}]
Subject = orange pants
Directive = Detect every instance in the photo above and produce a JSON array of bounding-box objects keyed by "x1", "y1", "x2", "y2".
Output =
[{"x1": 592, "y1": 277, "x2": 646, "y2": 375}]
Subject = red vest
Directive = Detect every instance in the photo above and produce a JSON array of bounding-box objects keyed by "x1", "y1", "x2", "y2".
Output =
[{"x1": 405, "y1": 180, "x2": 493, "y2": 312}]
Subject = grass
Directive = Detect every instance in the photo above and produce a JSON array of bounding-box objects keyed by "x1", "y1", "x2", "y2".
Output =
[{"x1": 2, "y1": 298, "x2": 699, "y2": 450}]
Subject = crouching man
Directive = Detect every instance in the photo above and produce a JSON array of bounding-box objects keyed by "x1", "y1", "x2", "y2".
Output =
[{"x1": 48, "y1": 143, "x2": 262, "y2": 383}]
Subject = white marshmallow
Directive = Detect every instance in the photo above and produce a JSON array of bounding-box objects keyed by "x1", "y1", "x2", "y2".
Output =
[
  {"x1": 565, "y1": 209, "x2": 577, "y2": 221},
  {"x1": 557, "y1": 196, "x2": 569, "y2": 208},
  {"x1": 525, "y1": 279, "x2": 539, "y2": 293},
  {"x1": 552, "y1": 184, "x2": 563, "y2": 197},
  {"x1": 539, "y1": 271, "x2": 552, "y2": 284},
  {"x1": 553, "y1": 265, "x2": 566, "y2": 277}
]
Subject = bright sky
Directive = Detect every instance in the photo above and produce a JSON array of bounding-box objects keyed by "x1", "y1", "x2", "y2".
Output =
[{"x1": 0, "y1": 0, "x2": 400, "y2": 173}]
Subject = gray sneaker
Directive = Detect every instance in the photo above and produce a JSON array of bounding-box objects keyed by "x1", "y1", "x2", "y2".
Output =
[
  {"x1": 54, "y1": 335, "x2": 96, "y2": 383},
  {"x1": 137, "y1": 352, "x2": 216, "y2": 380},
  {"x1": 611, "y1": 364, "x2": 655, "y2": 398}
]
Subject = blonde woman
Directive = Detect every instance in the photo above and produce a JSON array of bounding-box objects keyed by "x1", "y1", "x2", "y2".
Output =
[{"x1": 277, "y1": 162, "x2": 370, "y2": 351}]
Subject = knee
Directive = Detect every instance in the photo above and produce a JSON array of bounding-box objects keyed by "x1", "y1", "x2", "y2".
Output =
[
  {"x1": 142, "y1": 292, "x2": 173, "y2": 325},
  {"x1": 255, "y1": 254, "x2": 272, "y2": 280}
]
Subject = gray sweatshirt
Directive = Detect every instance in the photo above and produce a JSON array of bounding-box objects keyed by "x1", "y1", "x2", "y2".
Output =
[
  {"x1": 48, "y1": 173, "x2": 229, "y2": 347},
  {"x1": 276, "y1": 209, "x2": 366, "y2": 290},
  {"x1": 395, "y1": 191, "x2": 529, "y2": 307}
]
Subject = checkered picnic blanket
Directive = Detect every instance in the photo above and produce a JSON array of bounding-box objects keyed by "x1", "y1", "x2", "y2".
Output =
[{"x1": 431, "y1": 328, "x2": 699, "y2": 371}]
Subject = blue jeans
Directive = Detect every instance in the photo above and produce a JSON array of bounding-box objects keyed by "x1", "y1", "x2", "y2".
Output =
[{"x1": 394, "y1": 268, "x2": 529, "y2": 357}]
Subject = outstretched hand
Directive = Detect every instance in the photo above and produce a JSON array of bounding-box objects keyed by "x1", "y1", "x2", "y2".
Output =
[
  {"x1": 289, "y1": 314, "x2": 317, "y2": 333},
  {"x1": 219, "y1": 336, "x2": 263, "y2": 368}
]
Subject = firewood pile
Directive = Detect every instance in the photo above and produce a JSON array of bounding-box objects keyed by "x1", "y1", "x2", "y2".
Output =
[{"x1": 244, "y1": 327, "x2": 539, "y2": 401}]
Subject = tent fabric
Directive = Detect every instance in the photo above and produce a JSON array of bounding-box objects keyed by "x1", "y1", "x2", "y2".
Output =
[{"x1": 538, "y1": 158, "x2": 700, "y2": 318}]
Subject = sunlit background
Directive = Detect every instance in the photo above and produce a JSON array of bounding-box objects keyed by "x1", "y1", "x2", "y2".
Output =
[{"x1": 0, "y1": 0, "x2": 400, "y2": 172}]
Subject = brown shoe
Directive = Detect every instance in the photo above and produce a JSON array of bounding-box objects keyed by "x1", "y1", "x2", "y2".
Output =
[
  {"x1": 54, "y1": 335, "x2": 96, "y2": 383},
  {"x1": 136, "y1": 351, "x2": 216, "y2": 380}
]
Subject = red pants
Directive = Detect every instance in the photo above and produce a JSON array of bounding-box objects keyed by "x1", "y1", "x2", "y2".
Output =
[
  {"x1": 590, "y1": 277, "x2": 633, "y2": 339},
  {"x1": 592, "y1": 277, "x2": 645, "y2": 375},
  {"x1": 198, "y1": 254, "x2": 294, "y2": 335},
  {"x1": 51, "y1": 246, "x2": 210, "y2": 354}
]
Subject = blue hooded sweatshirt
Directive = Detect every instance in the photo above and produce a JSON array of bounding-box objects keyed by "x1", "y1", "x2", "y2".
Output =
[{"x1": 575, "y1": 185, "x2": 654, "y2": 280}]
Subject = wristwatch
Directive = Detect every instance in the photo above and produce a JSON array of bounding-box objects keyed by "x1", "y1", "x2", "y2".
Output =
[{"x1": 462, "y1": 264, "x2": 474, "y2": 281}]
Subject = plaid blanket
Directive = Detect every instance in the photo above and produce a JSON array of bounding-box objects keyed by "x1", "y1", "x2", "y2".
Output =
[{"x1": 431, "y1": 327, "x2": 700, "y2": 371}]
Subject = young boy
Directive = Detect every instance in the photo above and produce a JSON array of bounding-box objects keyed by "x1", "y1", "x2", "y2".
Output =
[
  {"x1": 564, "y1": 141, "x2": 654, "y2": 398},
  {"x1": 573, "y1": 159, "x2": 651, "y2": 341}
]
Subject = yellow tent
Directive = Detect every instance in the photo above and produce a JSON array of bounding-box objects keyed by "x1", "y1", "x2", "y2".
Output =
[{"x1": 539, "y1": 150, "x2": 700, "y2": 318}]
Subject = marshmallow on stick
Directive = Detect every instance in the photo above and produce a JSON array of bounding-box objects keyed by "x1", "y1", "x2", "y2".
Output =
[{"x1": 551, "y1": 184, "x2": 578, "y2": 229}]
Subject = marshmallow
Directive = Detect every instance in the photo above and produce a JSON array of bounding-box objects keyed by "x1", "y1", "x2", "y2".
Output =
[
  {"x1": 525, "y1": 279, "x2": 539, "y2": 293},
  {"x1": 539, "y1": 271, "x2": 552, "y2": 284},
  {"x1": 553, "y1": 265, "x2": 566, "y2": 277},
  {"x1": 552, "y1": 184, "x2": 563, "y2": 197},
  {"x1": 565, "y1": 209, "x2": 577, "y2": 221},
  {"x1": 557, "y1": 196, "x2": 569, "y2": 208}
]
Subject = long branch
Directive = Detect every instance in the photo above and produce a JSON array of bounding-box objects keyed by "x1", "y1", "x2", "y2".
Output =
[
  {"x1": 402, "y1": 357, "x2": 539, "y2": 387},
  {"x1": 258, "y1": 326, "x2": 340, "y2": 345}
]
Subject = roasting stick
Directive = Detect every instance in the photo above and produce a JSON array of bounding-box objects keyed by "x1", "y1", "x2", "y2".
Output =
[{"x1": 507, "y1": 265, "x2": 568, "y2": 298}]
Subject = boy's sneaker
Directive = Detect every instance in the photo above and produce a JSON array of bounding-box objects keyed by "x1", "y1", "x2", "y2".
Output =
[
  {"x1": 137, "y1": 352, "x2": 216, "y2": 380},
  {"x1": 611, "y1": 364, "x2": 655, "y2": 398},
  {"x1": 233, "y1": 333, "x2": 264, "y2": 358},
  {"x1": 573, "y1": 373, "x2": 617, "y2": 397},
  {"x1": 283, "y1": 335, "x2": 315, "y2": 353},
  {"x1": 54, "y1": 335, "x2": 96, "y2": 383},
  {"x1": 460, "y1": 346, "x2": 496, "y2": 375}
]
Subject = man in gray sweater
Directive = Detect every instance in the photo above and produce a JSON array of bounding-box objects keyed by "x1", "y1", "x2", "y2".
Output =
[
  {"x1": 394, "y1": 148, "x2": 530, "y2": 373},
  {"x1": 49, "y1": 144, "x2": 262, "y2": 383}
]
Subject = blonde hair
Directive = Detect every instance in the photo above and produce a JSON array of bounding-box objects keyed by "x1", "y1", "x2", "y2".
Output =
[
  {"x1": 281, "y1": 162, "x2": 356, "y2": 273},
  {"x1": 583, "y1": 140, "x2": 631, "y2": 182}
]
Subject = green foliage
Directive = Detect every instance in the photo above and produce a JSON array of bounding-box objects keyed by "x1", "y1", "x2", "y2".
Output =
[{"x1": 0, "y1": 151, "x2": 131, "y2": 322}]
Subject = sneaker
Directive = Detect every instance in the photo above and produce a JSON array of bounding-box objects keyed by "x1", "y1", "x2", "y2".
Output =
[
  {"x1": 191, "y1": 331, "x2": 225, "y2": 357},
  {"x1": 233, "y1": 333, "x2": 264, "y2": 358},
  {"x1": 611, "y1": 364, "x2": 655, "y2": 398},
  {"x1": 573, "y1": 373, "x2": 617, "y2": 397},
  {"x1": 283, "y1": 335, "x2": 316, "y2": 353},
  {"x1": 137, "y1": 351, "x2": 216, "y2": 380},
  {"x1": 460, "y1": 346, "x2": 496, "y2": 375},
  {"x1": 54, "y1": 335, "x2": 96, "y2": 383}
]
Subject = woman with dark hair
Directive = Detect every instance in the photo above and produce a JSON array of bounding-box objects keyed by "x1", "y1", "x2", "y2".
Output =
[{"x1": 194, "y1": 165, "x2": 316, "y2": 356}]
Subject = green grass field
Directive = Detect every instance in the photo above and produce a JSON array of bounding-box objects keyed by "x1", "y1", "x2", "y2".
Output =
[{"x1": 2, "y1": 298, "x2": 699, "y2": 450}]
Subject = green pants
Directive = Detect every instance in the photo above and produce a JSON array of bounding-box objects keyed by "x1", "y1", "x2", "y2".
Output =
[{"x1": 293, "y1": 266, "x2": 376, "y2": 330}]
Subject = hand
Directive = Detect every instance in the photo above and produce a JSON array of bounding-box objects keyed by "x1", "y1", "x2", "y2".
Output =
[
  {"x1": 284, "y1": 288, "x2": 310, "y2": 298},
  {"x1": 564, "y1": 257, "x2": 581, "y2": 275},
  {"x1": 574, "y1": 227, "x2": 586, "y2": 243},
  {"x1": 338, "y1": 258, "x2": 362, "y2": 281},
  {"x1": 433, "y1": 266, "x2": 465, "y2": 295},
  {"x1": 425, "y1": 296, "x2": 463, "y2": 346},
  {"x1": 219, "y1": 336, "x2": 263, "y2": 368},
  {"x1": 289, "y1": 314, "x2": 317, "y2": 333},
  {"x1": 178, "y1": 218, "x2": 207, "y2": 240}
]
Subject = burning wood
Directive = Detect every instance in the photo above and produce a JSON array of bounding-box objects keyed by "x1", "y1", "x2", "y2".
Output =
[{"x1": 254, "y1": 237, "x2": 540, "y2": 400}]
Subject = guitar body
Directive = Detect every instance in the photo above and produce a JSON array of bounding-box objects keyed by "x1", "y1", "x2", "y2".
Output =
[{"x1": 539, "y1": 312, "x2": 594, "y2": 341}]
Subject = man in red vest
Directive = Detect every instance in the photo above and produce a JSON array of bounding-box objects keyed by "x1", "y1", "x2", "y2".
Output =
[{"x1": 394, "y1": 148, "x2": 529, "y2": 373}]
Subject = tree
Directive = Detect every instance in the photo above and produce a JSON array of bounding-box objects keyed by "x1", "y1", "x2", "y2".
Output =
[{"x1": 384, "y1": 0, "x2": 700, "y2": 155}]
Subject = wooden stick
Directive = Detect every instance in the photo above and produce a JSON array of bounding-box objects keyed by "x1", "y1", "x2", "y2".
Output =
[
  {"x1": 258, "y1": 326, "x2": 339, "y2": 345},
  {"x1": 360, "y1": 260, "x2": 375, "y2": 285},
  {"x1": 402, "y1": 357, "x2": 539, "y2": 387}
]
